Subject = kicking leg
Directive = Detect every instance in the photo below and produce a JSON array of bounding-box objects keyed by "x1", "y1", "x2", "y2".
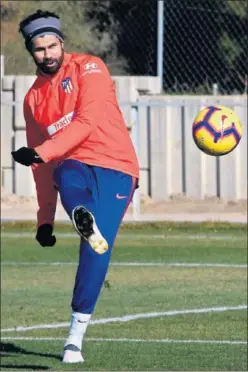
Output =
[{"x1": 54, "y1": 160, "x2": 108, "y2": 254}]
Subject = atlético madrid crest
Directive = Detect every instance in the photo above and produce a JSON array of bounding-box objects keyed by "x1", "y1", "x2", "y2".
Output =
[{"x1": 61, "y1": 77, "x2": 73, "y2": 94}]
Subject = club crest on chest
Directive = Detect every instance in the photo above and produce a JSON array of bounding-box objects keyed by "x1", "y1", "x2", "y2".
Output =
[{"x1": 61, "y1": 77, "x2": 73, "y2": 94}]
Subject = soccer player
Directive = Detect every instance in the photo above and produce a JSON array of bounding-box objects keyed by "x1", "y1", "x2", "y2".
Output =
[{"x1": 12, "y1": 10, "x2": 139, "y2": 364}]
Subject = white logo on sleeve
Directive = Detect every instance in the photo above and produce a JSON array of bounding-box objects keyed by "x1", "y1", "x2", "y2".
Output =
[
  {"x1": 82, "y1": 61, "x2": 102, "y2": 77},
  {"x1": 84, "y1": 62, "x2": 98, "y2": 70}
]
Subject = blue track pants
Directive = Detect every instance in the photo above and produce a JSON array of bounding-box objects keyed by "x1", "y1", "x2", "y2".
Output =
[{"x1": 53, "y1": 160, "x2": 137, "y2": 314}]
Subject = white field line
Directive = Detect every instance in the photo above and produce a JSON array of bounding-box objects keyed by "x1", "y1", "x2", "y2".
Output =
[
  {"x1": 113, "y1": 262, "x2": 247, "y2": 268},
  {"x1": 1, "y1": 305, "x2": 247, "y2": 333},
  {"x1": 1, "y1": 337, "x2": 246, "y2": 345},
  {"x1": 1, "y1": 232, "x2": 247, "y2": 241},
  {"x1": 1, "y1": 261, "x2": 247, "y2": 268}
]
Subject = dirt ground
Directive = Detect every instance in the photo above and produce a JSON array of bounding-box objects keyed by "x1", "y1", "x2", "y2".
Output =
[
  {"x1": 1, "y1": 187, "x2": 247, "y2": 223},
  {"x1": 139, "y1": 193, "x2": 247, "y2": 213}
]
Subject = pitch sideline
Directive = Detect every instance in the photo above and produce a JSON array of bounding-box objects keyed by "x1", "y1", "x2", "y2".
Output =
[
  {"x1": 1, "y1": 305, "x2": 247, "y2": 333},
  {"x1": 1, "y1": 336, "x2": 246, "y2": 345},
  {"x1": 1, "y1": 232, "x2": 247, "y2": 240},
  {"x1": 1, "y1": 261, "x2": 247, "y2": 268}
]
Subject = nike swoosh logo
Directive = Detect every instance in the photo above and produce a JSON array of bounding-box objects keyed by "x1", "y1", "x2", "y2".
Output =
[
  {"x1": 116, "y1": 193, "x2": 128, "y2": 199},
  {"x1": 220, "y1": 114, "x2": 228, "y2": 138}
]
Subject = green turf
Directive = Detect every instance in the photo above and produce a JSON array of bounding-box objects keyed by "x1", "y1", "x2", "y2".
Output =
[
  {"x1": 1, "y1": 220, "x2": 247, "y2": 233},
  {"x1": 1, "y1": 223, "x2": 247, "y2": 370},
  {"x1": 1, "y1": 341, "x2": 247, "y2": 371},
  {"x1": 1, "y1": 265, "x2": 246, "y2": 329},
  {"x1": 1, "y1": 232, "x2": 247, "y2": 264}
]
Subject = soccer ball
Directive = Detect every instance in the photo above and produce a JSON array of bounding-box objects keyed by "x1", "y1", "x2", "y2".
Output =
[{"x1": 192, "y1": 105, "x2": 242, "y2": 156}]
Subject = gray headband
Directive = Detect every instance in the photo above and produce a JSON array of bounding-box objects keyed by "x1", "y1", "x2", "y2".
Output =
[{"x1": 22, "y1": 17, "x2": 64, "y2": 48}]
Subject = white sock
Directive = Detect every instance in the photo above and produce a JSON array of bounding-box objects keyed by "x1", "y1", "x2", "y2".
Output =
[{"x1": 64, "y1": 312, "x2": 91, "y2": 351}]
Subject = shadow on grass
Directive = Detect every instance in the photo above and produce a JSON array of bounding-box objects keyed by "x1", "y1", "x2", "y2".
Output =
[
  {"x1": 0, "y1": 365, "x2": 49, "y2": 370},
  {"x1": 0, "y1": 342, "x2": 61, "y2": 369}
]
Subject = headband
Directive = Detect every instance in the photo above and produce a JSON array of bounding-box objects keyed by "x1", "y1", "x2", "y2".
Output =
[{"x1": 21, "y1": 16, "x2": 64, "y2": 49}]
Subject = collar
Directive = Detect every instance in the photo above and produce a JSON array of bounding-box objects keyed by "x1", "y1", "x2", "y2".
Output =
[{"x1": 36, "y1": 52, "x2": 72, "y2": 79}]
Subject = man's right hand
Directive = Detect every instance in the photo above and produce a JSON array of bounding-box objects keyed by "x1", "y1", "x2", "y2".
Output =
[{"x1": 36, "y1": 224, "x2": 56, "y2": 247}]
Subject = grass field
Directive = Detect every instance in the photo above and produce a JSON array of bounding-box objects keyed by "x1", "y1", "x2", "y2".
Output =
[{"x1": 1, "y1": 221, "x2": 247, "y2": 371}]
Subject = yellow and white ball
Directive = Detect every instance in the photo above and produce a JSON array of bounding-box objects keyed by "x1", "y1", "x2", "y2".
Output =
[{"x1": 192, "y1": 105, "x2": 242, "y2": 156}]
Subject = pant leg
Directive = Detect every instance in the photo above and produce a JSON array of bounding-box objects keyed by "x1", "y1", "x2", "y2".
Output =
[
  {"x1": 72, "y1": 167, "x2": 137, "y2": 314},
  {"x1": 53, "y1": 160, "x2": 95, "y2": 217}
]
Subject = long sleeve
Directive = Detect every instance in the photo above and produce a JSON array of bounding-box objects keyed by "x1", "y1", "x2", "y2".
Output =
[
  {"x1": 34, "y1": 57, "x2": 111, "y2": 162},
  {"x1": 24, "y1": 98, "x2": 58, "y2": 227}
]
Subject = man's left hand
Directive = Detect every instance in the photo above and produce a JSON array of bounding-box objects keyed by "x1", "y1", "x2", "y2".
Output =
[{"x1": 11, "y1": 147, "x2": 44, "y2": 166}]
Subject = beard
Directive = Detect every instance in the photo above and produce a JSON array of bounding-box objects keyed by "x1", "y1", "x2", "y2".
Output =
[{"x1": 34, "y1": 49, "x2": 64, "y2": 75}]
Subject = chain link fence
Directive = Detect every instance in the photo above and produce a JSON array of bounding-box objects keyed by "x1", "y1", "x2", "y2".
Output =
[
  {"x1": 161, "y1": 0, "x2": 247, "y2": 94},
  {"x1": 106, "y1": 0, "x2": 247, "y2": 94}
]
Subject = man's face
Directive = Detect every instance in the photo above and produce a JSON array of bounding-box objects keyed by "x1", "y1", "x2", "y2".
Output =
[{"x1": 31, "y1": 34, "x2": 64, "y2": 75}]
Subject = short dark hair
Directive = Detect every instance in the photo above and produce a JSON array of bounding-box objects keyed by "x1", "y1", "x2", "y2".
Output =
[{"x1": 19, "y1": 9, "x2": 60, "y2": 36}]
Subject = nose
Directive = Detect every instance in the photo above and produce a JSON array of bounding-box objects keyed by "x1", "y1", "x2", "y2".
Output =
[{"x1": 44, "y1": 48, "x2": 52, "y2": 59}]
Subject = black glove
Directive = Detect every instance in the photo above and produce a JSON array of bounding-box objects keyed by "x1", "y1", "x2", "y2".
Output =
[
  {"x1": 36, "y1": 224, "x2": 56, "y2": 247},
  {"x1": 11, "y1": 147, "x2": 43, "y2": 166}
]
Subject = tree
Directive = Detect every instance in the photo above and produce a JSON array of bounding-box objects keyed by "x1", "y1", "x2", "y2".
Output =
[
  {"x1": 0, "y1": 0, "x2": 128, "y2": 75},
  {"x1": 87, "y1": 0, "x2": 157, "y2": 76}
]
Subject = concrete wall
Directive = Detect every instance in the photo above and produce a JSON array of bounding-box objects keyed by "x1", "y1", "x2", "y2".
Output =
[
  {"x1": 135, "y1": 96, "x2": 247, "y2": 200},
  {"x1": 1, "y1": 70, "x2": 247, "y2": 201}
]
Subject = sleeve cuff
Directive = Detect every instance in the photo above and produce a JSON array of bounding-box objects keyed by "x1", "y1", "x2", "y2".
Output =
[{"x1": 34, "y1": 145, "x2": 50, "y2": 163}]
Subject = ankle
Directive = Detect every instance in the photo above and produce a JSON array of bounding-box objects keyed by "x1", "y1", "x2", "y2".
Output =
[{"x1": 65, "y1": 312, "x2": 91, "y2": 351}]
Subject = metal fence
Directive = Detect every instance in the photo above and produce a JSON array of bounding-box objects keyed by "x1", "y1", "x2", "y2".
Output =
[
  {"x1": 158, "y1": 0, "x2": 248, "y2": 95},
  {"x1": 85, "y1": 0, "x2": 248, "y2": 94},
  {"x1": 111, "y1": 0, "x2": 247, "y2": 94}
]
